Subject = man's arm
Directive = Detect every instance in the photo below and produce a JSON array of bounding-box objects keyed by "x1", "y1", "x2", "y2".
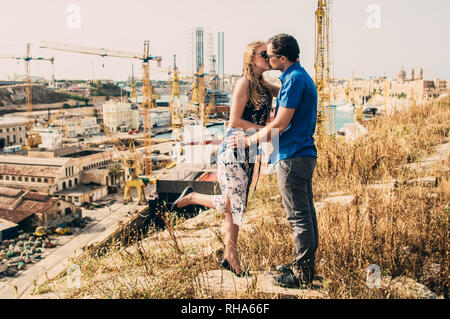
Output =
[
  {"x1": 226, "y1": 106, "x2": 295, "y2": 149},
  {"x1": 248, "y1": 106, "x2": 295, "y2": 144},
  {"x1": 248, "y1": 76, "x2": 303, "y2": 144},
  {"x1": 227, "y1": 76, "x2": 302, "y2": 148}
]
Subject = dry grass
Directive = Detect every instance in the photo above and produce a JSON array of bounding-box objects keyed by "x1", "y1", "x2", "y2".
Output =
[{"x1": 38, "y1": 97, "x2": 449, "y2": 299}]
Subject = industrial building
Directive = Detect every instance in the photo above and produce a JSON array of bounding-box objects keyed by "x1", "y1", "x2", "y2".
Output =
[
  {"x1": 102, "y1": 100, "x2": 139, "y2": 133},
  {"x1": 0, "y1": 117, "x2": 27, "y2": 147},
  {"x1": 0, "y1": 187, "x2": 79, "y2": 239},
  {"x1": 0, "y1": 146, "x2": 116, "y2": 206},
  {"x1": 52, "y1": 115, "x2": 99, "y2": 138},
  {"x1": 0, "y1": 155, "x2": 80, "y2": 194}
]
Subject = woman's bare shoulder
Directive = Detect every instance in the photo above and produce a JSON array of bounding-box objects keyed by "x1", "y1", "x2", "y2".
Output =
[
  {"x1": 233, "y1": 77, "x2": 249, "y2": 95},
  {"x1": 237, "y1": 76, "x2": 250, "y2": 87}
]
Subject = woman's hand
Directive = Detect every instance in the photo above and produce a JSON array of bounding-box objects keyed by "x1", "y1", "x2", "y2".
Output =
[{"x1": 226, "y1": 130, "x2": 250, "y2": 149}]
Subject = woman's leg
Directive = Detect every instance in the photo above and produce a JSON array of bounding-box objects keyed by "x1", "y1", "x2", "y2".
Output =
[
  {"x1": 223, "y1": 207, "x2": 242, "y2": 274},
  {"x1": 175, "y1": 192, "x2": 216, "y2": 209},
  {"x1": 178, "y1": 193, "x2": 242, "y2": 273}
]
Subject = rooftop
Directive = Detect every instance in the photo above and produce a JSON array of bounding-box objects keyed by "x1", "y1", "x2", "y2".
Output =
[
  {"x1": 0, "y1": 188, "x2": 57, "y2": 223},
  {"x1": 0, "y1": 163, "x2": 63, "y2": 178},
  {"x1": 0, "y1": 186, "x2": 23, "y2": 197},
  {"x1": 0, "y1": 208, "x2": 35, "y2": 224},
  {"x1": 0, "y1": 218, "x2": 18, "y2": 232},
  {"x1": 0, "y1": 155, "x2": 70, "y2": 167},
  {"x1": 0, "y1": 117, "x2": 28, "y2": 125}
]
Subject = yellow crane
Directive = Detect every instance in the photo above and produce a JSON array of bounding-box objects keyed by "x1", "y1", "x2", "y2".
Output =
[
  {"x1": 344, "y1": 81, "x2": 350, "y2": 103},
  {"x1": 189, "y1": 65, "x2": 217, "y2": 125},
  {"x1": 0, "y1": 43, "x2": 55, "y2": 149},
  {"x1": 40, "y1": 40, "x2": 161, "y2": 177},
  {"x1": 204, "y1": 72, "x2": 218, "y2": 125},
  {"x1": 153, "y1": 63, "x2": 215, "y2": 120},
  {"x1": 314, "y1": 0, "x2": 335, "y2": 139},
  {"x1": 129, "y1": 64, "x2": 138, "y2": 103},
  {"x1": 190, "y1": 65, "x2": 205, "y2": 114},
  {"x1": 168, "y1": 54, "x2": 184, "y2": 130},
  {"x1": 100, "y1": 124, "x2": 146, "y2": 205},
  {"x1": 151, "y1": 62, "x2": 221, "y2": 129},
  {"x1": 42, "y1": 107, "x2": 64, "y2": 129}
]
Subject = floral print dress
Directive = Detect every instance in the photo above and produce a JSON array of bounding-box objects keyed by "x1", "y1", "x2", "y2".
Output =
[{"x1": 212, "y1": 92, "x2": 272, "y2": 225}]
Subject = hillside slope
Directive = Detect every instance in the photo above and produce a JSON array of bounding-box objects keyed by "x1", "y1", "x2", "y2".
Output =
[{"x1": 0, "y1": 85, "x2": 68, "y2": 107}]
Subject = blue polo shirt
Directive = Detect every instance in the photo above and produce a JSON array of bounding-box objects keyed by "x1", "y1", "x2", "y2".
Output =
[{"x1": 269, "y1": 62, "x2": 317, "y2": 164}]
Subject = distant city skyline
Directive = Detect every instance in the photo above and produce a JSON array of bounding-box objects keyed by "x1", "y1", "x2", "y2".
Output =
[{"x1": 0, "y1": 0, "x2": 449, "y2": 81}]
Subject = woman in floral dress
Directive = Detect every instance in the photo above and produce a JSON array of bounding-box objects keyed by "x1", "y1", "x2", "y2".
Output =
[{"x1": 172, "y1": 41, "x2": 279, "y2": 276}]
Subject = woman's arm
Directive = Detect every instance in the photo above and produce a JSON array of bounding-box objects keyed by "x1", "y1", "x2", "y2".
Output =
[{"x1": 229, "y1": 77, "x2": 265, "y2": 130}]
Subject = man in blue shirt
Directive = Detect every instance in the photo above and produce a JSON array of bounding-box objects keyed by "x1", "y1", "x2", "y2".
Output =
[{"x1": 229, "y1": 34, "x2": 318, "y2": 288}]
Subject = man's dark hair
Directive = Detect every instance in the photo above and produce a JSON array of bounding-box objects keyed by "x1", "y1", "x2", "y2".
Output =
[{"x1": 267, "y1": 33, "x2": 300, "y2": 62}]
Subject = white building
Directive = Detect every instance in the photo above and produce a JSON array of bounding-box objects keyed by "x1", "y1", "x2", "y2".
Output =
[
  {"x1": 80, "y1": 116, "x2": 99, "y2": 136},
  {"x1": 52, "y1": 116, "x2": 100, "y2": 138},
  {"x1": 151, "y1": 111, "x2": 170, "y2": 127},
  {"x1": 0, "y1": 117, "x2": 28, "y2": 146},
  {"x1": 102, "y1": 101, "x2": 139, "y2": 132},
  {"x1": 38, "y1": 127, "x2": 62, "y2": 149}
]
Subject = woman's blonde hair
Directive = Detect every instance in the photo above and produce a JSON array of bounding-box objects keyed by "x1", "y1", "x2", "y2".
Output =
[{"x1": 242, "y1": 41, "x2": 271, "y2": 110}]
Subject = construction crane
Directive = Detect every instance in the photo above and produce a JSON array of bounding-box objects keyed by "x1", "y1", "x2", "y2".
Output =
[
  {"x1": 101, "y1": 124, "x2": 146, "y2": 205},
  {"x1": 314, "y1": 0, "x2": 335, "y2": 139},
  {"x1": 129, "y1": 64, "x2": 138, "y2": 103},
  {"x1": 189, "y1": 65, "x2": 217, "y2": 125},
  {"x1": 344, "y1": 82, "x2": 350, "y2": 103},
  {"x1": 168, "y1": 54, "x2": 184, "y2": 130},
  {"x1": 1, "y1": 43, "x2": 55, "y2": 149},
  {"x1": 152, "y1": 63, "x2": 217, "y2": 121},
  {"x1": 40, "y1": 40, "x2": 161, "y2": 177},
  {"x1": 204, "y1": 72, "x2": 218, "y2": 124},
  {"x1": 40, "y1": 107, "x2": 64, "y2": 129}
]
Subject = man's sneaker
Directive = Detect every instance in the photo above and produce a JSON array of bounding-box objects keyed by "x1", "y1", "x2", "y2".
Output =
[
  {"x1": 277, "y1": 263, "x2": 315, "y2": 281},
  {"x1": 276, "y1": 262, "x2": 296, "y2": 273},
  {"x1": 272, "y1": 269, "x2": 300, "y2": 289}
]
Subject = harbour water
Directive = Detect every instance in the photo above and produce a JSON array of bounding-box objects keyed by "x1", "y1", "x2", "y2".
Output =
[{"x1": 334, "y1": 106, "x2": 355, "y2": 132}]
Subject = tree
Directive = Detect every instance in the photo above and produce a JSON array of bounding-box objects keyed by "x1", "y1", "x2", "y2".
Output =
[{"x1": 108, "y1": 163, "x2": 124, "y2": 187}]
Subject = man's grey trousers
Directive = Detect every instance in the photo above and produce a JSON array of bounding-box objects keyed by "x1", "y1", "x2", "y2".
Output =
[{"x1": 276, "y1": 156, "x2": 318, "y2": 279}]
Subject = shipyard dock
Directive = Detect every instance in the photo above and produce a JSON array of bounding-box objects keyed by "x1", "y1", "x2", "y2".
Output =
[{"x1": 0, "y1": 194, "x2": 149, "y2": 299}]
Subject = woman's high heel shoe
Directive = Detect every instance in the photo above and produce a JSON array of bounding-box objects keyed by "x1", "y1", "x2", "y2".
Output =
[
  {"x1": 221, "y1": 258, "x2": 251, "y2": 277},
  {"x1": 170, "y1": 186, "x2": 194, "y2": 210}
]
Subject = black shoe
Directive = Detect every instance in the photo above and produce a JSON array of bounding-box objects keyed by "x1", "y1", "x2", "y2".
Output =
[
  {"x1": 221, "y1": 258, "x2": 251, "y2": 277},
  {"x1": 272, "y1": 269, "x2": 300, "y2": 288},
  {"x1": 276, "y1": 262, "x2": 296, "y2": 273},
  {"x1": 277, "y1": 262, "x2": 315, "y2": 283},
  {"x1": 170, "y1": 186, "x2": 194, "y2": 210}
]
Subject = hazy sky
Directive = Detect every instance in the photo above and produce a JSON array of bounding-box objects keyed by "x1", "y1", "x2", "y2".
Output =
[{"x1": 1, "y1": 0, "x2": 449, "y2": 81}]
